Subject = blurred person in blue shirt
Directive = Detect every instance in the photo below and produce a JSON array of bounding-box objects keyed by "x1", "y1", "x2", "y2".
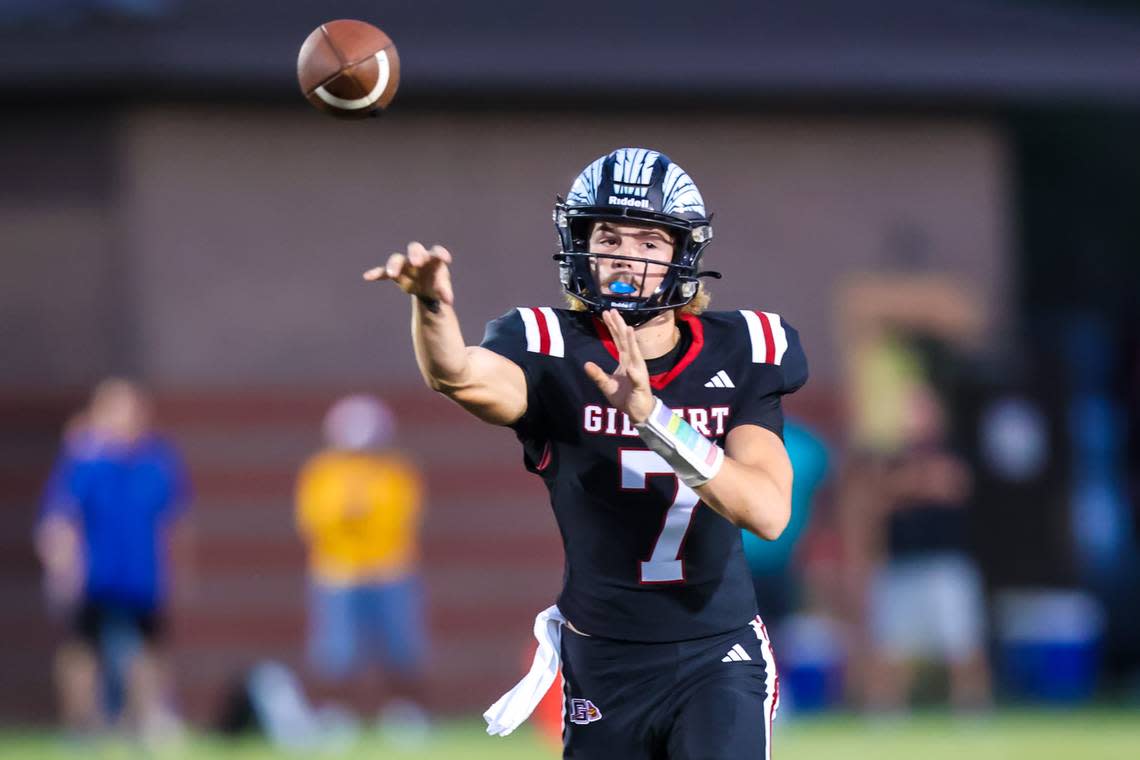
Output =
[{"x1": 35, "y1": 378, "x2": 190, "y2": 741}]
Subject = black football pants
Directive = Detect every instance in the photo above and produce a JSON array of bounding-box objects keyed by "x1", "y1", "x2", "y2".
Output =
[{"x1": 560, "y1": 617, "x2": 779, "y2": 760}]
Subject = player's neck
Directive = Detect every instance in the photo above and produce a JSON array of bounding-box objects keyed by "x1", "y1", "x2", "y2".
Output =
[{"x1": 635, "y1": 311, "x2": 682, "y2": 360}]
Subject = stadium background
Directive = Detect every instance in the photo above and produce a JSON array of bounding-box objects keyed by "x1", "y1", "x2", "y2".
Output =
[{"x1": 2, "y1": 0, "x2": 1140, "y2": 755}]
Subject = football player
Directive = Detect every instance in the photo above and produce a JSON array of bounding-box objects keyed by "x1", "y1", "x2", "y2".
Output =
[{"x1": 365, "y1": 148, "x2": 807, "y2": 759}]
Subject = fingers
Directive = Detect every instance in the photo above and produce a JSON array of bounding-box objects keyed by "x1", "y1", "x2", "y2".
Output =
[
  {"x1": 363, "y1": 243, "x2": 453, "y2": 290},
  {"x1": 602, "y1": 310, "x2": 624, "y2": 352},
  {"x1": 386, "y1": 252, "x2": 407, "y2": 278},
  {"x1": 437, "y1": 280, "x2": 454, "y2": 306},
  {"x1": 421, "y1": 244, "x2": 454, "y2": 304},
  {"x1": 362, "y1": 252, "x2": 406, "y2": 281},
  {"x1": 602, "y1": 311, "x2": 650, "y2": 392},
  {"x1": 603, "y1": 309, "x2": 639, "y2": 364},
  {"x1": 626, "y1": 320, "x2": 645, "y2": 364},
  {"x1": 406, "y1": 241, "x2": 428, "y2": 267},
  {"x1": 584, "y1": 361, "x2": 618, "y2": 395},
  {"x1": 619, "y1": 312, "x2": 639, "y2": 359},
  {"x1": 428, "y1": 244, "x2": 453, "y2": 264},
  {"x1": 407, "y1": 242, "x2": 452, "y2": 267}
]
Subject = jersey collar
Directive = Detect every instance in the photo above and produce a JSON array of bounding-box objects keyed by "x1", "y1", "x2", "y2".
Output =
[{"x1": 593, "y1": 312, "x2": 705, "y2": 391}]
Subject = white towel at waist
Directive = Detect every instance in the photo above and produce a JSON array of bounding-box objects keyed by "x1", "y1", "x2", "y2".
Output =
[{"x1": 483, "y1": 604, "x2": 566, "y2": 737}]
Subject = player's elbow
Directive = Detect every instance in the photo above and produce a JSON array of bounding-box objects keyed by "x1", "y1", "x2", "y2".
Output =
[
  {"x1": 743, "y1": 498, "x2": 791, "y2": 541},
  {"x1": 424, "y1": 374, "x2": 455, "y2": 394},
  {"x1": 427, "y1": 380, "x2": 527, "y2": 428},
  {"x1": 428, "y1": 377, "x2": 480, "y2": 406},
  {"x1": 421, "y1": 366, "x2": 472, "y2": 396}
]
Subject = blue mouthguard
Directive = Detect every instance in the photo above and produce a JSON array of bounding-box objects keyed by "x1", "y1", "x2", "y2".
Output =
[{"x1": 610, "y1": 281, "x2": 637, "y2": 295}]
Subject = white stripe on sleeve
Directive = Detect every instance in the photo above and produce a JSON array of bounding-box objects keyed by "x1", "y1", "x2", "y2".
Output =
[
  {"x1": 517, "y1": 307, "x2": 541, "y2": 353},
  {"x1": 739, "y1": 310, "x2": 767, "y2": 363}
]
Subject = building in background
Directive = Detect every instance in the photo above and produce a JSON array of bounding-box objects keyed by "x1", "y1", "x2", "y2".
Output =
[{"x1": 1, "y1": 0, "x2": 1139, "y2": 726}]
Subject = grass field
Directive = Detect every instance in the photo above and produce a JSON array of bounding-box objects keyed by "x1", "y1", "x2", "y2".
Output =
[{"x1": 2, "y1": 709, "x2": 1138, "y2": 759}]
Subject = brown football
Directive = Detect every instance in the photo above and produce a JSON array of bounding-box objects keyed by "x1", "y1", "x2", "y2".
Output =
[{"x1": 297, "y1": 20, "x2": 400, "y2": 119}]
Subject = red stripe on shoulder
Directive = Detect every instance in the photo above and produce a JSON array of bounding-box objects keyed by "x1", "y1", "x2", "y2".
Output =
[
  {"x1": 755, "y1": 311, "x2": 776, "y2": 364},
  {"x1": 530, "y1": 307, "x2": 551, "y2": 355}
]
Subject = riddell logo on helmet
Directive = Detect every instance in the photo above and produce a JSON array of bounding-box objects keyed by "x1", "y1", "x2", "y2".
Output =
[{"x1": 608, "y1": 195, "x2": 651, "y2": 209}]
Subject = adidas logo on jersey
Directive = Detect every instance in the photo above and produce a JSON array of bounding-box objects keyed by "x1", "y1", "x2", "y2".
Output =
[
  {"x1": 704, "y1": 370, "x2": 735, "y2": 388},
  {"x1": 721, "y1": 644, "x2": 751, "y2": 662}
]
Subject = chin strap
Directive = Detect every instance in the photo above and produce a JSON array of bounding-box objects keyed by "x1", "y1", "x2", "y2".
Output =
[{"x1": 635, "y1": 397, "x2": 725, "y2": 488}]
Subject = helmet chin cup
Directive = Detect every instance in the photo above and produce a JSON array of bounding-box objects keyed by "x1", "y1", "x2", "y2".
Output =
[{"x1": 604, "y1": 297, "x2": 658, "y2": 327}]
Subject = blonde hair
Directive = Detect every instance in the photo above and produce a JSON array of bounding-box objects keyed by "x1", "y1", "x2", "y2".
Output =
[{"x1": 564, "y1": 282, "x2": 710, "y2": 316}]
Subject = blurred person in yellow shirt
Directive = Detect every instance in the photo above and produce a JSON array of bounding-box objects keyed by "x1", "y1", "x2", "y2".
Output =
[{"x1": 295, "y1": 394, "x2": 429, "y2": 739}]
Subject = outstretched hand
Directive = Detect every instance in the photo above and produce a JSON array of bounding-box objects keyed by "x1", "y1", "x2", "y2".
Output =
[
  {"x1": 363, "y1": 241, "x2": 455, "y2": 306},
  {"x1": 584, "y1": 309, "x2": 656, "y2": 425}
]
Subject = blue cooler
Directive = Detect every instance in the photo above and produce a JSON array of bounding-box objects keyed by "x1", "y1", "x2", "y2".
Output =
[
  {"x1": 778, "y1": 613, "x2": 845, "y2": 714},
  {"x1": 995, "y1": 590, "x2": 1103, "y2": 703}
]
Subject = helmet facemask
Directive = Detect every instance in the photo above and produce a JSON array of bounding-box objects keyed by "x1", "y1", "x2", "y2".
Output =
[{"x1": 554, "y1": 203, "x2": 715, "y2": 326}]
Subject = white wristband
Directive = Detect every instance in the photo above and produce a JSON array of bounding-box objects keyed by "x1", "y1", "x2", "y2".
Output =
[{"x1": 634, "y1": 398, "x2": 725, "y2": 488}]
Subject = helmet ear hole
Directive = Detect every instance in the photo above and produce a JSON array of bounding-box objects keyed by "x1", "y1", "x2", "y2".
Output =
[
  {"x1": 680, "y1": 281, "x2": 697, "y2": 298},
  {"x1": 568, "y1": 218, "x2": 593, "y2": 251}
]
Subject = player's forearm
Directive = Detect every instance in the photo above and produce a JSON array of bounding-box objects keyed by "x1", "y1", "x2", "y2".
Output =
[
  {"x1": 632, "y1": 399, "x2": 792, "y2": 539},
  {"x1": 696, "y1": 460, "x2": 791, "y2": 540},
  {"x1": 410, "y1": 297, "x2": 528, "y2": 425},
  {"x1": 411, "y1": 296, "x2": 473, "y2": 391}
]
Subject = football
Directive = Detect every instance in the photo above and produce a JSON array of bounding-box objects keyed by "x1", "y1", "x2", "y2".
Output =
[{"x1": 297, "y1": 19, "x2": 400, "y2": 119}]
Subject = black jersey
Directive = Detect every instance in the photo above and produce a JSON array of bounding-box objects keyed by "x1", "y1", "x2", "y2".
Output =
[{"x1": 480, "y1": 307, "x2": 808, "y2": 642}]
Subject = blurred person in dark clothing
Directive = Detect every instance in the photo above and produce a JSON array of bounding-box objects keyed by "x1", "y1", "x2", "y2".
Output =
[
  {"x1": 34, "y1": 379, "x2": 190, "y2": 741},
  {"x1": 864, "y1": 383, "x2": 992, "y2": 712},
  {"x1": 834, "y1": 267, "x2": 987, "y2": 707}
]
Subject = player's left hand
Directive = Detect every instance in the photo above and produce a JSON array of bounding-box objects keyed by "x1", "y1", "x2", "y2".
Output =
[{"x1": 584, "y1": 309, "x2": 655, "y2": 425}]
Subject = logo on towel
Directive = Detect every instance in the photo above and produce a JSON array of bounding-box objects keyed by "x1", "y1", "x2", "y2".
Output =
[{"x1": 569, "y1": 698, "x2": 603, "y2": 725}]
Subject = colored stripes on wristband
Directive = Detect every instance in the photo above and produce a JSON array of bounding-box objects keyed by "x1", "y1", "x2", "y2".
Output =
[{"x1": 635, "y1": 398, "x2": 725, "y2": 488}]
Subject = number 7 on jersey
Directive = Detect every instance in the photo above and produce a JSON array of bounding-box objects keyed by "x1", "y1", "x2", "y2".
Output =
[{"x1": 620, "y1": 449, "x2": 701, "y2": 583}]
